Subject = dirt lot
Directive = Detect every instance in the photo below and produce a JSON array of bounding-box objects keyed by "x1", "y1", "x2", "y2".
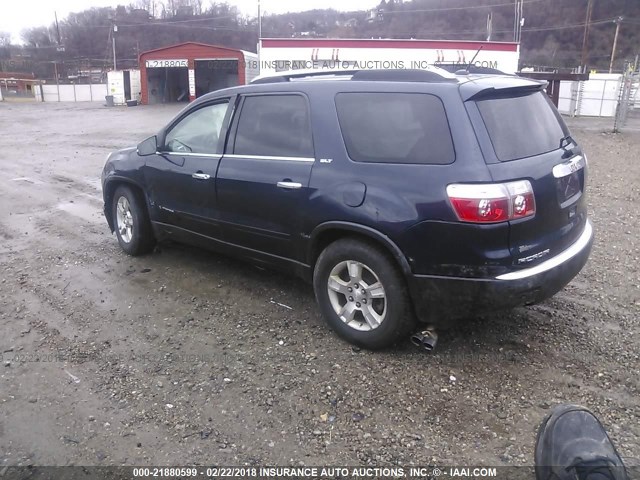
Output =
[{"x1": 0, "y1": 102, "x2": 638, "y2": 470}]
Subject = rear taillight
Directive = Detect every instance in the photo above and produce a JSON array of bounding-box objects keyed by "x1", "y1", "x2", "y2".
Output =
[{"x1": 447, "y1": 180, "x2": 535, "y2": 223}]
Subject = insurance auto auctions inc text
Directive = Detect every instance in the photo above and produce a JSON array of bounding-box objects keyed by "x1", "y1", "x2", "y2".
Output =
[
  {"x1": 242, "y1": 59, "x2": 500, "y2": 71},
  {"x1": 257, "y1": 466, "x2": 498, "y2": 478}
]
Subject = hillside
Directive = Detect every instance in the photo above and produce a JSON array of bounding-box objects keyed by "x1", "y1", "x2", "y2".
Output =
[{"x1": 1, "y1": 0, "x2": 638, "y2": 79}]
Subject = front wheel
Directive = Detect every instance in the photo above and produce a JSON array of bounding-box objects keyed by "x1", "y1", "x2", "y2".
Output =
[
  {"x1": 313, "y1": 238, "x2": 415, "y2": 350},
  {"x1": 111, "y1": 185, "x2": 155, "y2": 256}
]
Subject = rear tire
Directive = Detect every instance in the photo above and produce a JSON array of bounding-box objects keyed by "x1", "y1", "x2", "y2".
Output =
[
  {"x1": 112, "y1": 185, "x2": 155, "y2": 256},
  {"x1": 313, "y1": 238, "x2": 416, "y2": 350}
]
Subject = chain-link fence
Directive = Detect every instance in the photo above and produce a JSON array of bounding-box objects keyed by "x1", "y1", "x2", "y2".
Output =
[{"x1": 613, "y1": 67, "x2": 640, "y2": 132}]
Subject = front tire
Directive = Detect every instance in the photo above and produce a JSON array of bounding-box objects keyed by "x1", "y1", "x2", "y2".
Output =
[
  {"x1": 112, "y1": 185, "x2": 155, "y2": 256},
  {"x1": 313, "y1": 238, "x2": 415, "y2": 350}
]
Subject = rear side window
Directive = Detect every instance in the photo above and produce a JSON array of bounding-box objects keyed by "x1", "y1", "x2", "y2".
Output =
[
  {"x1": 233, "y1": 94, "x2": 314, "y2": 158},
  {"x1": 476, "y1": 91, "x2": 566, "y2": 162},
  {"x1": 335, "y1": 92, "x2": 455, "y2": 164}
]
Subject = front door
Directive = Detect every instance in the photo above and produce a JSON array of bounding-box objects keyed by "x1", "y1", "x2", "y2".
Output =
[
  {"x1": 143, "y1": 98, "x2": 232, "y2": 239},
  {"x1": 216, "y1": 93, "x2": 315, "y2": 261}
]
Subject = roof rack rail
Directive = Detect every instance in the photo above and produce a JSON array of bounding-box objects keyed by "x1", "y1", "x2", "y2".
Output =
[
  {"x1": 250, "y1": 67, "x2": 457, "y2": 85},
  {"x1": 350, "y1": 69, "x2": 457, "y2": 83},
  {"x1": 251, "y1": 69, "x2": 359, "y2": 84}
]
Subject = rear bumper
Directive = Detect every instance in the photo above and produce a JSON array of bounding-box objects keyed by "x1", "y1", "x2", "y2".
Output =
[{"x1": 408, "y1": 220, "x2": 594, "y2": 327}]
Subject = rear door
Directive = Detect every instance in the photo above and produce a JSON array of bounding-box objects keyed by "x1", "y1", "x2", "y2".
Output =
[
  {"x1": 467, "y1": 89, "x2": 588, "y2": 266},
  {"x1": 216, "y1": 93, "x2": 315, "y2": 261}
]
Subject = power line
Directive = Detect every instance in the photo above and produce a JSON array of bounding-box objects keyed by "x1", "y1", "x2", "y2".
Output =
[
  {"x1": 521, "y1": 17, "x2": 616, "y2": 33},
  {"x1": 379, "y1": 0, "x2": 546, "y2": 15},
  {"x1": 109, "y1": 15, "x2": 622, "y2": 37},
  {"x1": 120, "y1": 14, "x2": 240, "y2": 25},
  {"x1": 118, "y1": 22, "x2": 251, "y2": 32},
  {"x1": 352, "y1": 17, "x2": 619, "y2": 38}
]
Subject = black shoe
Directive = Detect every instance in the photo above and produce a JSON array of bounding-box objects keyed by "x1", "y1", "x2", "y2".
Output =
[{"x1": 535, "y1": 404, "x2": 629, "y2": 480}]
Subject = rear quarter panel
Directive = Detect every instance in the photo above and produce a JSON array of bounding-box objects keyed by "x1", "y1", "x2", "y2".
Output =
[{"x1": 305, "y1": 83, "x2": 510, "y2": 275}]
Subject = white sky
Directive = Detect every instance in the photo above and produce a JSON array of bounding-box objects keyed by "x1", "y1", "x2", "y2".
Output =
[{"x1": 1, "y1": 0, "x2": 379, "y2": 43}]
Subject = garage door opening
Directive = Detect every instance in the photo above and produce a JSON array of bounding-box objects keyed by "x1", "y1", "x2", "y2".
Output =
[
  {"x1": 146, "y1": 67, "x2": 189, "y2": 104},
  {"x1": 195, "y1": 59, "x2": 239, "y2": 98}
]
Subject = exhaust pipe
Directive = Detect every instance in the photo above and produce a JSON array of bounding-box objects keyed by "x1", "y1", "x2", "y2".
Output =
[{"x1": 411, "y1": 328, "x2": 438, "y2": 352}]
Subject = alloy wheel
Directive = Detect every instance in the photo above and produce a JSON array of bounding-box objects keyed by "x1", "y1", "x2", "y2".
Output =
[
  {"x1": 116, "y1": 196, "x2": 134, "y2": 243},
  {"x1": 326, "y1": 260, "x2": 387, "y2": 332}
]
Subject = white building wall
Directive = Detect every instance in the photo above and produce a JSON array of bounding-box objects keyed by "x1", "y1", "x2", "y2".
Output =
[
  {"x1": 42, "y1": 84, "x2": 107, "y2": 102},
  {"x1": 91, "y1": 83, "x2": 108, "y2": 101},
  {"x1": 259, "y1": 44, "x2": 520, "y2": 75},
  {"x1": 42, "y1": 85, "x2": 59, "y2": 102},
  {"x1": 242, "y1": 51, "x2": 260, "y2": 83},
  {"x1": 558, "y1": 74, "x2": 622, "y2": 117},
  {"x1": 557, "y1": 81, "x2": 573, "y2": 115}
]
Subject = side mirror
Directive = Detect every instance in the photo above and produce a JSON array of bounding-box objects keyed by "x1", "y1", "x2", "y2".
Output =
[{"x1": 137, "y1": 135, "x2": 158, "y2": 156}]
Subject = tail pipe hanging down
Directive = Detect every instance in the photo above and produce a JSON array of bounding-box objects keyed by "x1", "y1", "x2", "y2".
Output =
[{"x1": 411, "y1": 328, "x2": 438, "y2": 352}]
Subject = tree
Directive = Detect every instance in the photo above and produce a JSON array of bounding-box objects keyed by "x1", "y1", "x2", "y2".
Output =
[
  {"x1": 0, "y1": 31, "x2": 11, "y2": 47},
  {"x1": 22, "y1": 26, "x2": 54, "y2": 47}
]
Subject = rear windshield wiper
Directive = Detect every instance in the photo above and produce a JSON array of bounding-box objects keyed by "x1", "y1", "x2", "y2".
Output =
[
  {"x1": 559, "y1": 135, "x2": 575, "y2": 149},
  {"x1": 559, "y1": 135, "x2": 576, "y2": 158}
]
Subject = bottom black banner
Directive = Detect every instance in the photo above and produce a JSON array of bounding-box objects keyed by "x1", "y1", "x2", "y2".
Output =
[{"x1": 0, "y1": 466, "x2": 635, "y2": 480}]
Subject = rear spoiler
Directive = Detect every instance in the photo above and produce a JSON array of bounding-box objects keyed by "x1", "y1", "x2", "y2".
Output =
[{"x1": 460, "y1": 76, "x2": 547, "y2": 102}]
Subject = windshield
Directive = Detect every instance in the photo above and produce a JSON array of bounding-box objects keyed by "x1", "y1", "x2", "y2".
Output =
[{"x1": 476, "y1": 91, "x2": 567, "y2": 162}]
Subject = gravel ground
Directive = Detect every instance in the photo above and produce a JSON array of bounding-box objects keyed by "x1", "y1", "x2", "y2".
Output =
[{"x1": 0, "y1": 102, "x2": 638, "y2": 470}]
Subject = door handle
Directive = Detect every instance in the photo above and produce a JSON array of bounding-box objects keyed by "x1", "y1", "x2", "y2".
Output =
[
  {"x1": 277, "y1": 181, "x2": 302, "y2": 190},
  {"x1": 192, "y1": 172, "x2": 211, "y2": 180}
]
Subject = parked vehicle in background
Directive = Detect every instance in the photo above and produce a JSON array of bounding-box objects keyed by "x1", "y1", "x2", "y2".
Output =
[{"x1": 102, "y1": 68, "x2": 593, "y2": 350}]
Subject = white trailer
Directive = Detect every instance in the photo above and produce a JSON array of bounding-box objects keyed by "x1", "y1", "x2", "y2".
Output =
[
  {"x1": 259, "y1": 38, "x2": 520, "y2": 75},
  {"x1": 107, "y1": 69, "x2": 142, "y2": 105}
]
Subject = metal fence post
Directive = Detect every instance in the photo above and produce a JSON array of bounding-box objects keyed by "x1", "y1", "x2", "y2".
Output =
[{"x1": 614, "y1": 69, "x2": 632, "y2": 133}]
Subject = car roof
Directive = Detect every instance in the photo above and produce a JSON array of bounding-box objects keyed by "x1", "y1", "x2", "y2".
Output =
[
  {"x1": 192, "y1": 68, "x2": 546, "y2": 106},
  {"x1": 250, "y1": 65, "x2": 458, "y2": 84}
]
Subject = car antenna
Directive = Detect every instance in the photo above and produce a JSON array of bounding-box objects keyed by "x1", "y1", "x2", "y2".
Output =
[
  {"x1": 455, "y1": 46, "x2": 483, "y2": 76},
  {"x1": 467, "y1": 46, "x2": 483, "y2": 71}
]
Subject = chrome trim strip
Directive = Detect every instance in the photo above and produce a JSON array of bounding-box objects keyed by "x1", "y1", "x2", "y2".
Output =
[
  {"x1": 496, "y1": 220, "x2": 592, "y2": 281},
  {"x1": 161, "y1": 151, "x2": 221, "y2": 158},
  {"x1": 224, "y1": 154, "x2": 315, "y2": 163},
  {"x1": 552, "y1": 155, "x2": 585, "y2": 178}
]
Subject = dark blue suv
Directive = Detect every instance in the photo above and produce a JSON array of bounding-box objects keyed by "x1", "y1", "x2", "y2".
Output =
[{"x1": 102, "y1": 69, "x2": 593, "y2": 350}]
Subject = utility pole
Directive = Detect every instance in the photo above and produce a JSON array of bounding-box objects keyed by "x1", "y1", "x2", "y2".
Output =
[
  {"x1": 112, "y1": 24, "x2": 117, "y2": 71},
  {"x1": 513, "y1": 0, "x2": 524, "y2": 43},
  {"x1": 486, "y1": 12, "x2": 493, "y2": 41},
  {"x1": 54, "y1": 11, "x2": 61, "y2": 45},
  {"x1": 609, "y1": 16, "x2": 623, "y2": 73},
  {"x1": 54, "y1": 62, "x2": 60, "y2": 102},
  {"x1": 513, "y1": 0, "x2": 518, "y2": 42},
  {"x1": 580, "y1": 0, "x2": 594, "y2": 71},
  {"x1": 257, "y1": 0, "x2": 262, "y2": 53}
]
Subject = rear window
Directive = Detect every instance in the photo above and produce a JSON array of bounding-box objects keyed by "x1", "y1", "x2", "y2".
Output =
[
  {"x1": 335, "y1": 92, "x2": 455, "y2": 164},
  {"x1": 476, "y1": 91, "x2": 566, "y2": 162}
]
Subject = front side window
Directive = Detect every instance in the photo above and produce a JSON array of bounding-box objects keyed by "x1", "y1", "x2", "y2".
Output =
[
  {"x1": 164, "y1": 101, "x2": 229, "y2": 154},
  {"x1": 233, "y1": 95, "x2": 314, "y2": 158},
  {"x1": 335, "y1": 92, "x2": 455, "y2": 164}
]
